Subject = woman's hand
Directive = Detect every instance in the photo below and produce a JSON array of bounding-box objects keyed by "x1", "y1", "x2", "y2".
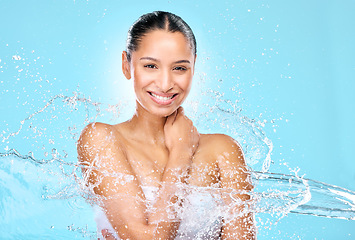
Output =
[
  {"x1": 101, "y1": 229, "x2": 116, "y2": 240},
  {"x1": 164, "y1": 107, "x2": 199, "y2": 158}
]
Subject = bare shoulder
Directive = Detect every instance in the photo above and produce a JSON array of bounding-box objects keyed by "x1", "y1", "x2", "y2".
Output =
[
  {"x1": 78, "y1": 122, "x2": 117, "y2": 140},
  {"x1": 199, "y1": 134, "x2": 252, "y2": 192},
  {"x1": 199, "y1": 133, "x2": 244, "y2": 164},
  {"x1": 77, "y1": 122, "x2": 132, "y2": 196},
  {"x1": 78, "y1": 122, "x2": 124, "y2": 148},
  {"x1": 77, "y1": 122, "x2": 126, "y2": 166}
]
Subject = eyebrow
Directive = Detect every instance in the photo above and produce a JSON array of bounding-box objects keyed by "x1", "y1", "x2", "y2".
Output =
[{"x1": 140, "y1": 57, "x2": 190, "y2": 64}]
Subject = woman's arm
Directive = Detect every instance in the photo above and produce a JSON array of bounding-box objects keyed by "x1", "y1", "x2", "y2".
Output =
[
  {"x1": 77, "y1": 108, "x2": 199, "y2": 240},
  {"x1": 212, "y1": 134, "x2": 256, "y2": 239}
]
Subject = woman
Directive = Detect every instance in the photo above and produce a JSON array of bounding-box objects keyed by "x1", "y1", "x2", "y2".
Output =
[{"x1": 77, "y1": 11, "x2": 256, "y2": 240}]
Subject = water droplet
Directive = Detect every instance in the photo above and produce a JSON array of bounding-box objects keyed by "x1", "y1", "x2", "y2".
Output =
[{"x1": 12, "y1": 55, "x2": 21, "y2": 61}]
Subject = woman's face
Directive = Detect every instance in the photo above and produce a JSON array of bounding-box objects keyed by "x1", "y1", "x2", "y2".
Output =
[{"x1": 122, "y1": 30, "x2": 195, "y2": 117}]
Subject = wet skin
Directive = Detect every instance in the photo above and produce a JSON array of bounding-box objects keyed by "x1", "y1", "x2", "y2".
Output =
[{"x1": 77, "y1": 30, "x2": 256, "y2": 240}]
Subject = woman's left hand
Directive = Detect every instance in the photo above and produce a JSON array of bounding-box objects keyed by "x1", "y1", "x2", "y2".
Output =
[{"x1": 164, "y1": 107, "x2": 200, "y2": 158}]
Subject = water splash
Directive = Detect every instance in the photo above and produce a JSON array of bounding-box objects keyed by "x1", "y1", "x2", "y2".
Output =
[
  {"x1": 1, "y1": 148, "x2": 354, "y2": 239},
  {"x1": 1, "y1": 93, "x2": 355, "y2": 239},
  {"x1": 252, "y1": 171, "x2": 355, "y2": 220},
  {"x1": 189, "y1": 89, "x2": 273, "y2": 172},
  {"x1": 1, "y1": 93, "x2": 101, "y2": 143},
  {"x1": 0, "y1": 150, "x2": 96, "y2": 239}
]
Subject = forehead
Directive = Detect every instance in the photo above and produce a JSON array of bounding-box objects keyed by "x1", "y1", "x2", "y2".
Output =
[{"x1": 133, "y1": 30, "x2": 194, "y2": 59}]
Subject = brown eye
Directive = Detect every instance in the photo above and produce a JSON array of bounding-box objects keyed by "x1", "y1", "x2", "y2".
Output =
[
  {"x1": 174, "y1": 66, "x2": 187, "y2": 71},
  {"x1": 144, "y1": 64, "x2": 157, "y2": 69}
]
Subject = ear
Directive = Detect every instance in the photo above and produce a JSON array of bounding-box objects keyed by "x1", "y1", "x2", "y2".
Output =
[{"x1": 122, "y1": 51, "x2": 131, "y2": 80}]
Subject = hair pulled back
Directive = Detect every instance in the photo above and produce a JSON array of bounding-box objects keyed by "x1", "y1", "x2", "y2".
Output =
[{"x1": 126, "y1": 11, "x2": 196, "y2": 61}]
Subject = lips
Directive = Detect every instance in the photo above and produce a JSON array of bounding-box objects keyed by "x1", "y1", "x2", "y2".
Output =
[{"x1": 148, "y1": 91, "x2": 178, "y2": 105}]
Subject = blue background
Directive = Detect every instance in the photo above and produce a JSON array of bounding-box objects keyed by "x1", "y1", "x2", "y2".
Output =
[{"x1": 1, "y1": 0, "x2": 354, "y2": 239}]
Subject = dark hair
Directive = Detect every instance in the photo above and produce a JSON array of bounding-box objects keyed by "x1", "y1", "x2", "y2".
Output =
[{"x1": 126, "y1": 11, "x2": 196, "y2": 61}]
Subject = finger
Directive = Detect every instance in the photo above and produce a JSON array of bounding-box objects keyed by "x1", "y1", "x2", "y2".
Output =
[
  {"x1": 101, "y1": 229, "x2": 115, "y2": 240},
  {"x1": 175, "y1": 107, "x2": 186, "y2": 122},
  {"x1": 165, "y1": 109, "x2": 178, "y2": 126},
  {"x1": 177, "y1": 106, "x2": 184, "y2": 116}
]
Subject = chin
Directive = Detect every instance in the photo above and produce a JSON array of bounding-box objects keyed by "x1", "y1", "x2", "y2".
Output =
[
  {"x1": 143, "y1": 104, "x2": 178, "y2": 117},
  {"x1": 137, "y1": 99, "x2": 182, "y2": 117},
  {"x1": 154, "y1": 108, "x2": 178, "y2": 117}
]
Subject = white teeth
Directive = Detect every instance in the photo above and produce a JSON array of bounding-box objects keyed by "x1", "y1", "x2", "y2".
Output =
[{"x1": 151, "y1": 92, "x2": 174, "y2": 101}]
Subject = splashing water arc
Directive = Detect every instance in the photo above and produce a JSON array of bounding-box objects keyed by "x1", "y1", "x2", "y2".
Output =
[{"x1": 1, "y1": 95, "x2": 355, "y2": 239}]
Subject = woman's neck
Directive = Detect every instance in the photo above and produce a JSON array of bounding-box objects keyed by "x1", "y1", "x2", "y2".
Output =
[{"x1": 128, "y1": 103, "x2": 167, "y2": 146}]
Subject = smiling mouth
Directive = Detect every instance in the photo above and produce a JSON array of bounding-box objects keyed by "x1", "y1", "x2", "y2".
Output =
[
  {"x1": 149, "y1": 92, "x2": 176, "y2": 100},
  {"x1": 148, "y1": 91, "x2": 178, "y2": 105}
]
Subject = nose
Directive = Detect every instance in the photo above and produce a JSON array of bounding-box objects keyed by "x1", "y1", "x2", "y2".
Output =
[{"x1": 157, "y1": 69, "x2": 174, "y2": 92}]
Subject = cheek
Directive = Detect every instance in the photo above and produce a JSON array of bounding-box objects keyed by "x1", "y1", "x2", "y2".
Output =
[
  {"x1": 176, "y1": 74, "x2": 193, "y2": 91},
  {"x1": 133, "y1": 70, "x2": 151, "y2": 89}
]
